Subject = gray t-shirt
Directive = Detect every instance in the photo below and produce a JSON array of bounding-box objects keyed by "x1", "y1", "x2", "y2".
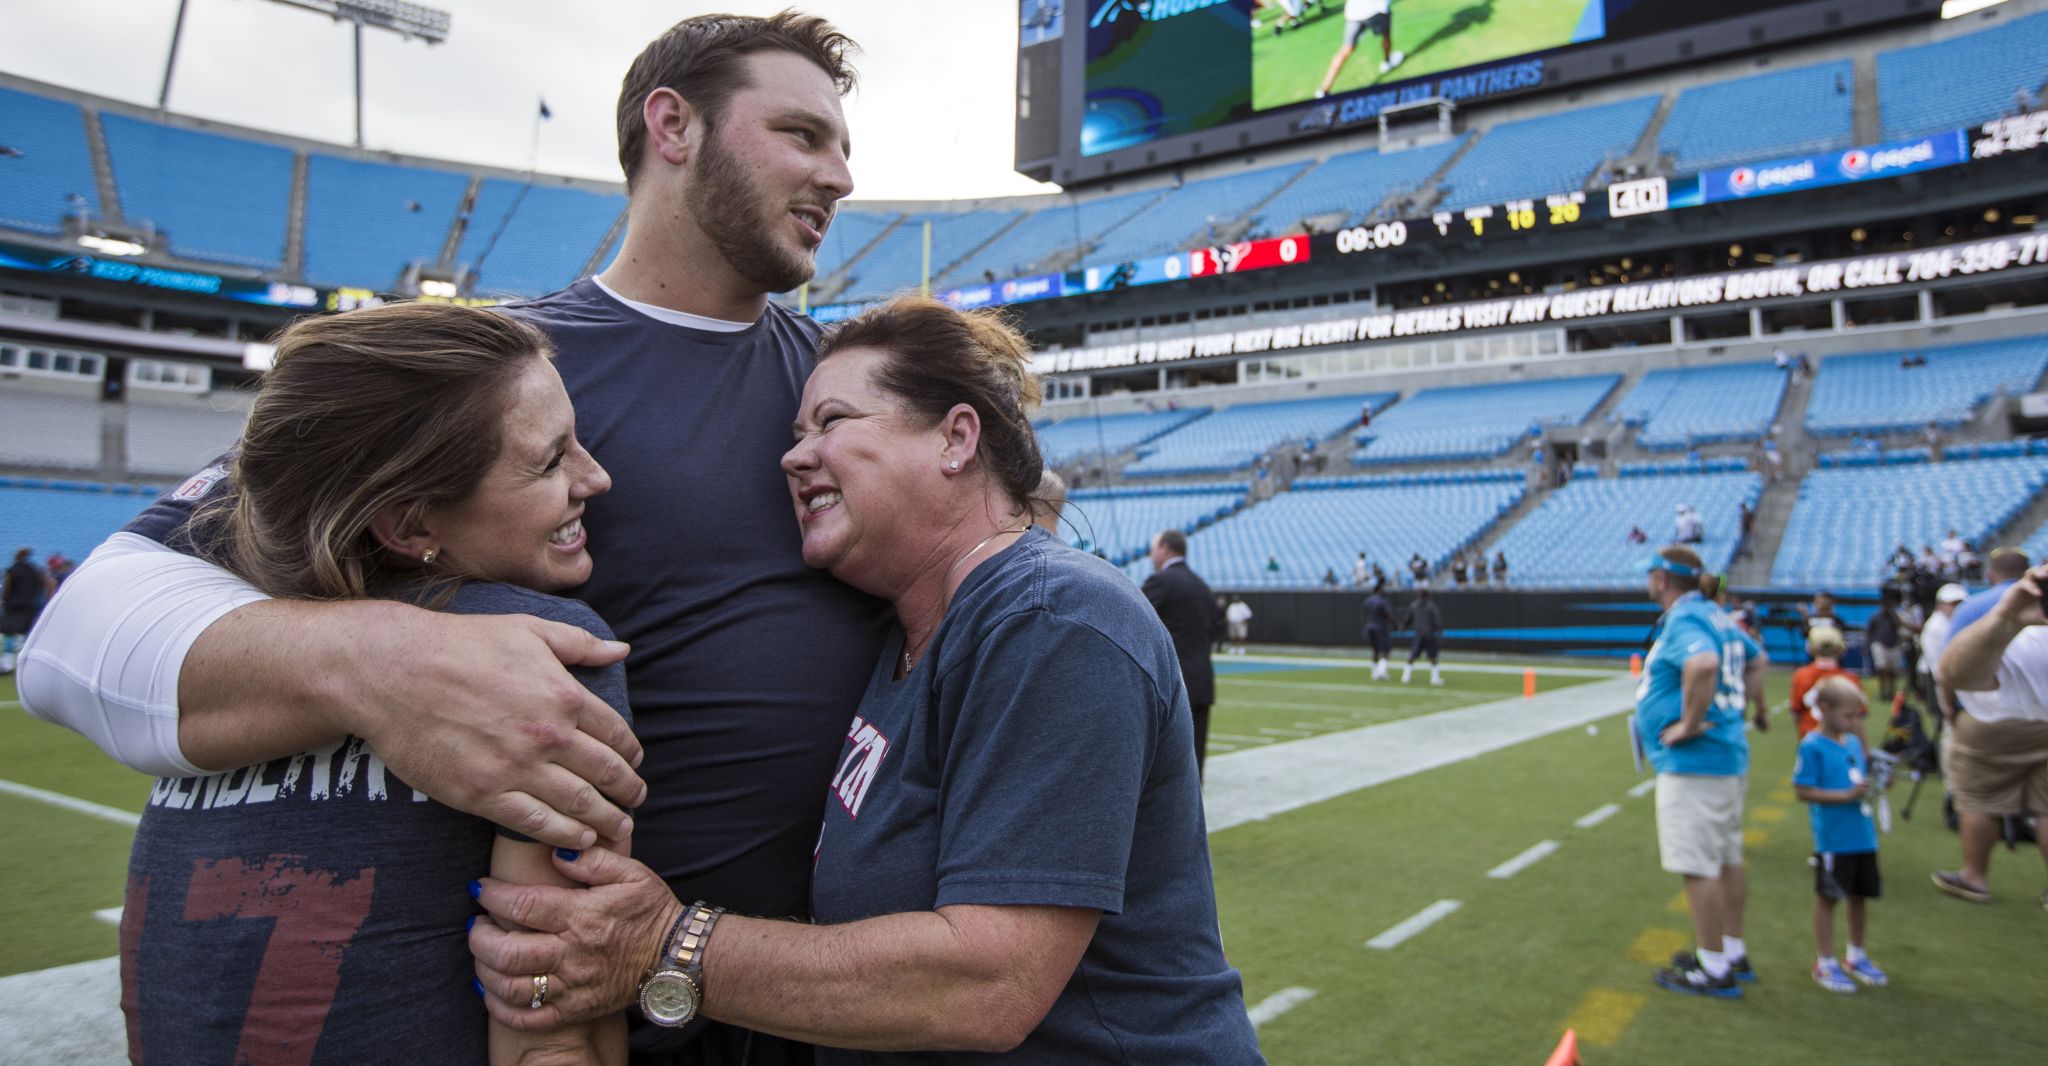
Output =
[
  {"x1": 812, "y1": 529, "x2": 1262, "y2": 1064},
  {"x1": 120, "y1": 582, "x2": 628, "y2": 1065}
]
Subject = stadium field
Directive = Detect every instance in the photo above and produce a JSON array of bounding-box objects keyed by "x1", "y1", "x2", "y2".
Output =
[
  {"x1": 6, "y1": 666, "x2": 2048, "y2": 1063},
  {"x1": 1251, "y1": 0, "x2": 1594, "y2": 111}
]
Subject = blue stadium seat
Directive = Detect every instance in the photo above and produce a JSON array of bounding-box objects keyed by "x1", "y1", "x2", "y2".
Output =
[
  {"x1": 1254, "y1": 136, "x2": 1470, "y2": 231},
  {"x1": 1490, "y1": 471, "x2": 1762, "y2": 588},
  {"x1": 1618, "y1": 361, "x2": 1787, "y2": 449},
  {"x1": 1037, "y1": 407, "x2": 1209, "y2": 468},
  {"x1": 939, "y1": 189, "x2": 1166, "y2": 286},
  {"x1": 1770, "y1": 455, "x2": 2048, "y2": 589},
  {"x1": 0, "y1": 86, "x2": 99, "y2": 235},
  {"x1": 1086, "y1": 163, "x2": 1308, "y2": 264},
  {"x1": 99, "y1": 113, "x2": 293, "y2": 269},
  {"x1": 1125, "y1": 392, "x2": 1396, "y2": 478},
  {"x1": 0, "y1": 482, "x2": 158, "y2": 566},
  {"x1": 1658, "y1": 61, "x2": 1855, "y2": 173},
  {"x1": 1353, "y1": 375, "x2": 1619, "y2": 465},
  {"x1": 1435, "y1": 97, "x2": 1659, "y2": 212},
  {"x1": 2022, "y1": 515, "x2": 2048, "y2": 565},
  {"x1": 814, "y1": 210, "x2": 899, "y2": 281},
  {"x1": 840, "y1": 209, "x2": 1020, "y2": 300},
  {"x1": 1804, "y1": 337, "x2": 2048, "y2": 436},
  {"x1": 456, "y1": 180, "x2": 626, "y2": 298},
  {"x1": 1124, "y1": 477, "x2": 1523, "y2": 588},
  {"x1": 1877, "y1": 10, "x2": 2048, "y2": 140},
  {"x1": 1063, "y1": 483, "x2": 1248, "y2": 564},
  {"x1": 301, "y1": 154, "x2": 471, "y2": 289}
]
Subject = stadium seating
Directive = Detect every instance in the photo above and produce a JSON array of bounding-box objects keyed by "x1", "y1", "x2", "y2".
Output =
[
  {"x1": 814, "y1": 210, "x2": 898, "y2": 282},
  {"x1": 1129, "y1": 474, "x2": 1524, "y2": 588},
  {"x1": 1435, "y1": 96, "x2": 1660, "y2": 212},
  {"x1": 2023, "y1": 516, "x2": 2048, "y2": 566},
  {"x1": 1036, "y1": 407, "x2": 1208, "y2": 468},
  {"x1": 1769, "y1": 455, "x2": 2048, "y2": 589},
  {"x1": 1658, "y1": 61, "x2": 1855, "y2": 173},
  {"x1": 1063, "y1": 482, "x2": 1248, "y2": 564},
  {"x1": 1086, "y1": 163, "x2": 1309, "y2": 264},
  {"x1": 124, "y1": 403, "x2": 245, "y2": 478},
  {"x1": 838, "y1": 209, "x2": 1020, "y2": 300},
  {"x1": 0, "y1": 480, "x2": 159, "y2": 567},
  {"x1": 1617, "y1": 361, "x2": 1787, "y2": 449},
  {"x1": 455, "y1": 180, "x2": 626, "y2": 298},
  {"x1": 0, "y1": 86, "x2": 98, "y2": 235},
  {"x1": 1877, "y1": 9, "x2": 2048, "y2": 140},
  {"x1": 99, "y1": 114, "x2": 294, "y2": 270},
  {"x1": 1803, "y1": 336, "x2": 2048, "y2": 436},
  {"x1": 1125, "y1": 392, "x2": 1397, "y2": 478},
  {"x1": 0, "y1": 390, "x2": 102, "y2": 471},
  {"x1": 1353, "y1": 375, "x2": 1619, "y2": 465},
  {"x1": 1488, "y1": 471, "x2": 1763, "y2": 588},
  {"x1": 300, "y1": 155, "x2": 471, "y2": 289},
  {"x1": 939, "y1": 189, "x2": 1165, "y2": 286},
  {"x1": 1253, "y1": 136, "x2": 1470, "y2": 232}
]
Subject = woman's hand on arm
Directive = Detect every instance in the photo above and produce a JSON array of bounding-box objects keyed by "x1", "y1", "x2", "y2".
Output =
[{"x1": 485, "y1": 836, "x2": 630, "y2": 1066}]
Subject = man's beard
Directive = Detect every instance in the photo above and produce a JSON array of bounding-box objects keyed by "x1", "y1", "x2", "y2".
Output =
[{"x1": 688, "y1": 127, "x2": 824, "y2": 295}]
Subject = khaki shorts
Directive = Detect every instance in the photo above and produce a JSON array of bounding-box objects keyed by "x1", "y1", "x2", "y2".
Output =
[
  {"x1": 1228, "y1": 621, "x2": 1250, "y2": 641},
  {"x1": 1942, "y1": 712, "x2": 2048, "y2": 815},
  {"x1": 1656, "y1": 773, "x2": 1746, "y2": 878},
  {"x1": 1869, "y1": 642, "x2": 1903, "y2": 673}
]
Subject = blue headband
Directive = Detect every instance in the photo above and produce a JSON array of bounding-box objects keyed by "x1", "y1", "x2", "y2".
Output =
[{"x1": 1644, "y1": 555, "x2": 1703, "y2": 578}]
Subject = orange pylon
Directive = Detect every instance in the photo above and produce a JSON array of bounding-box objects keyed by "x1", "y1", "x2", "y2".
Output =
[
  {"x1": 1629, "y1": 653, "x2": 1643, "y2": 677},
  {"x1": 1523, "y1": 669, "x2": 1537, "y2": 698},
  {"x1": 1545, "y1": 1029, "x2": 1581, "y2": 1066}
]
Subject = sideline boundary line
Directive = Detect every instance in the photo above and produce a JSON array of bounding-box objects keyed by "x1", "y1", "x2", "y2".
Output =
[{"x1": 0, "y1": 779, "x2": 140, "y2": 828}]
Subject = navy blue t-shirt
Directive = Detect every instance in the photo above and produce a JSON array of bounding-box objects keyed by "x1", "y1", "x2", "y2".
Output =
[
  {"x1": 121, "y1": 583, "x2": 627, "y2": 1064},
  {"x1": 813, "y1": 529, "x2": 1262, "y2": 1065}
]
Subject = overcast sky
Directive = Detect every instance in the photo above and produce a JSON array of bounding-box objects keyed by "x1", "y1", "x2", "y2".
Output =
[{"x1": 0, "y1": 0, "x2": 1058, "y2": 203}]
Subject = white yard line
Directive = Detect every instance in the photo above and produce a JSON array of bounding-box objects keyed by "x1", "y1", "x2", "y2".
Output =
[
  {"x1": 1206, "y1": 732, "x2": 1277, "y2": 745},
  {"x1": 1628, "y1": 778, "x2": 1658, "y2": 798},
  {"x1": 1205, "y1": 676, "x2": 1641, "y2": 833},
  {"x1": 1221, "y1": 677, "x2": 1518, "y2": 698},
  {"x1": 93, "y1": 908, "x2": 122, "y2": 927},
  {"x1": 1247, "y1": 986, "x2": 1317, "y2": 1028},
  {"x1": 1574, "y1": 803, "x2": 1622, "y2": 829},
  {"x1": 1366, "y1": 900, "x2": 1462, "y2": 950},
  {"x1": 0, "y1": 780, "x2": 140, "y2": 828},
  {"x1": 1257, "y1": 727, "x2": 1313, "y2": 737},
  {"x1": 1487, "y1": 840, "x2": 1561, "y2": 880},
  {"x1": 1232, "y1": 654, "x2": 1626, "y2": 678}
]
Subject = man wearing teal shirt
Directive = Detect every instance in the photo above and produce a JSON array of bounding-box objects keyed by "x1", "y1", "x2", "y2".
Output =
[{"x1": 1635, "y1": 546, "x2": 1766, "y2": 998}]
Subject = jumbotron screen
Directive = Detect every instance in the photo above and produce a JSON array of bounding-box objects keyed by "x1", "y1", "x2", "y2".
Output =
[{"x1": 1081, "y1": 0, "x2": 1834, "y2": 159}]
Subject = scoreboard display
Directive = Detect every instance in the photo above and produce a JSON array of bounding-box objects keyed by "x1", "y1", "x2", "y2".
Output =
[{"x1": 1024, "y1": 0, "x2": 1927, "y2": 185}]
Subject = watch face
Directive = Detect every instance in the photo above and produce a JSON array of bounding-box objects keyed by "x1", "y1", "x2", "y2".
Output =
[{"x1": 640, "y1": 971, "x2": 700, "y2": 1026}]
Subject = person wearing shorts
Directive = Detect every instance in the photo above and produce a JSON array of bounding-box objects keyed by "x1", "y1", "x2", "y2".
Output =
[
  {"x1": 1635, "y1": 547, "x2": 1765, "y2": 998},
  {"x1": 1316, "y1": 0, "x2": 1405, "y2": 99},
  {"x1": 1794, "y1": 677, "x2": 1890, "y2": 993},
  {"x1": 1933, "y1": 564, "x2": 2048, "y2": 908}
]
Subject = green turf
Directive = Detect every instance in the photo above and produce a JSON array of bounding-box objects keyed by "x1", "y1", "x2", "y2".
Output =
[
  {"x1": 1251, "y1": 0, "x2": 1592, "y2": 110},
  {"x1": 1208, "y1": 662, "x2": 1596, "y2": 755},
  {"x1": 1214, "y1": 672, "x2": 2048, "y2": 1064}
]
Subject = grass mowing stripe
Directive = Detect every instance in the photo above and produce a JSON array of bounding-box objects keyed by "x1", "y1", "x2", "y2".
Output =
[
  {"x1": 1365, "y1": 899, "x2": 1461, "y2": 950},
  {"x1": 0, "y1": 779, "x2": 140, "y2": 827},
  {"x1": 1246, "y1": 986, "x2": 1316, "y2": 1028},
  {"x1": 1575, "y1": 803, "x2": 1621, "y2": 828},
  {"x1": 1487, "y1": 840, "x2": 1561, "y2": 880}
]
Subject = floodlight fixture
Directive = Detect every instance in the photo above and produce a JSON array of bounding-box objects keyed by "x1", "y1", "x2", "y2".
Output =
[{"x1": 78, "y1": 233, "x2": 148, "y2": 257}]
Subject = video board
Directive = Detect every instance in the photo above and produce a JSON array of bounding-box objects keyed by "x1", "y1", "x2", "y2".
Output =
[{"x1": 1036, "y1": 0, "x2": 1926, "y2": 183}]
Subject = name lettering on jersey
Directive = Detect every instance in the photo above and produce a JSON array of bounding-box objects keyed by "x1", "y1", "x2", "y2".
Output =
[
  {"x1": 170, "y1": 462, "x2": 229, "y2": 502},
  {"x1": 831, "y1": 715, "x2": 890, "y2": 819},
  {"x1": 148, "y1": 737, "x2": 429, "y2": 811}
]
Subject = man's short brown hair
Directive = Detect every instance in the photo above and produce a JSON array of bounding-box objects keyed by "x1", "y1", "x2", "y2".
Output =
[{"x1": 615, "y1": 10, "x2": 858, "y2": 191}]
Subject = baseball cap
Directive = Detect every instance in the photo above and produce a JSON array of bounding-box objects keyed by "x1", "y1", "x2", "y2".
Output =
[
  {"x1": 1936, "y1": 583, "x2": 1968, "y2": 605},
  {"x1": 1807, "y1": 624, "x2": 1846, "y2": 658}
]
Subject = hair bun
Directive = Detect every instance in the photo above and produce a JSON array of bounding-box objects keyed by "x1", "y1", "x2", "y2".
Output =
[{"x1": 961, "y1": 312, "x2": 1043, "y2": 413}]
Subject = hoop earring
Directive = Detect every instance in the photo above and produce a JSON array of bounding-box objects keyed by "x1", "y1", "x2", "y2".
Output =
[{"x1": 421, "y1": 548, "x2": 438, "y2": 565}]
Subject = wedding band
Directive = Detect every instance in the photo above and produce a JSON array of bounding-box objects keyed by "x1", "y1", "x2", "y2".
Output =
[{"x1": 529, "y1": 973, "x2": 550, "y2": 1010}]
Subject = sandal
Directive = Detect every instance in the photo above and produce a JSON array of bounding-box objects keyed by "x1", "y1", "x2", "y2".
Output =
[{"x1": 1932, "y1": 870, "x2": 1992, "y2": 903}]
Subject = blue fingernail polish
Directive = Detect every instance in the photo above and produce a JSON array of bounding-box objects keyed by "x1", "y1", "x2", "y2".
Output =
[
  {"x1": 466, "y1": 914, "x2": 476, "y2": 933},
  {"x1": 472, "y1": 977, "x2": 485, "y2": 999},
  {"x1": 466, "y1": 879, "x2": 481, "y2": 900},
  {"x1": 555, "y1": 848, "x2": 581, "y2": 862}
]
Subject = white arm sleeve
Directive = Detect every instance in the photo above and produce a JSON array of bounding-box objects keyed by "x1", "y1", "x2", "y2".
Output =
[{"x1": 16, "y1": 532, "x2": 272, "y2": 776}]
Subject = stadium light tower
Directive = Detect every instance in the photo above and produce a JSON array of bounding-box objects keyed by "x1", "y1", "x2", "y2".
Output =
[{"x1": 158, "y1": 0, "x2": 452, "y2": 148}]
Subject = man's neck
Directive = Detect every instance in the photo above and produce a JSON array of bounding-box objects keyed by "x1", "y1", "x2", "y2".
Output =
[{"x1": 600, "y1": 214, "x2": 774, "y2": 323}]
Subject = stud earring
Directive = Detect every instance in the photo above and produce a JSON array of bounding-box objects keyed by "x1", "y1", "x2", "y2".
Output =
[
  {"x1": 422, "y1": 548, "x2": 438, "y2": 565},
  {"x1": 949, "y1": 460, "x2": 960, "y2": 470}
]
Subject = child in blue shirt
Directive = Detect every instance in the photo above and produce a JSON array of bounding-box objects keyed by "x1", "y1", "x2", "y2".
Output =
[{"x1": 1792, "y1": 676, "x2": 1889, "y2": 993}]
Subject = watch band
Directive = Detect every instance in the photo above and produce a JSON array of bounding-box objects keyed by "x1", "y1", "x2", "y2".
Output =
[{"x1": 666, "y1": 901, "x2": 724, "y2": 978}]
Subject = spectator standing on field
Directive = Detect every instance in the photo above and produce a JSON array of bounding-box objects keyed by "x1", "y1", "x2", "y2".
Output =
[
  {"x1": 1224, "y1": 596, "x2": 1254, "y2": 656},
  {"x1": 1143, "y1": 530, "x2": 1225, "y2": 778},
  {"x1": 1788, "y1": 626, "x2": 1859, "y2": 738},
  {"x1": 1363, "y1": 586, "x2": 1394, "y2": 681},
  {"x1": 1918, "y1": 582, "x2": 1968, "y2": 713},
  {"x1": 1401, "y1": 588, "x2": 1444, "y2": 686},
  {"x1": 1794, "y1": 678, "x2": 1891, "y2": 993},
  {"x1": 1, "y1": 546, "x2": 48, "y2": 674},
  {"x1": 1867, "y1": 588, "x2": 1905, "y2": 701}
]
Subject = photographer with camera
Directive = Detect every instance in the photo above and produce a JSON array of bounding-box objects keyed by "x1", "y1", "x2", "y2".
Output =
[{"x1": 1933, "y1": 560, "x2": 2048, "y2": 908}]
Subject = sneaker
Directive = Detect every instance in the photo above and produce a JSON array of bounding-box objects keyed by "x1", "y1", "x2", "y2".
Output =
[
  {"x1": 1653, "y1": 959, "x2": 1742, "y2": 999},
  {"x1": 1932, "y1": 870, "x2": 1993, "y2": 903},
  {"x1": 1729, "y1": 955, "x2": 1757, "y2": 984},
  {"x1": 1842, "y1": 955, "x2": 1888, "y2": 988},
  {"x1": 1380, "y1": 50, "x2": 1406, "y2": 75},
  {"x1": 1812, "y1": 957, "x2": 1856, "y2": 994}
]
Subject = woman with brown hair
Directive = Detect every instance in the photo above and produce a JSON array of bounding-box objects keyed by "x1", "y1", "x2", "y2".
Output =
[
  {"x1": 119, "y1": 302, "x2": 628, "y2": 1065},
  {"x1": 470, "y1": 296, "x2": 1262, "y2": 1063}
]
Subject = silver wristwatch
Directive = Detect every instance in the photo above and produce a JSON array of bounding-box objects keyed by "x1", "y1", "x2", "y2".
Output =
[{"x1": 639, "y1": 901, "x2": 724, "y2": 1028}]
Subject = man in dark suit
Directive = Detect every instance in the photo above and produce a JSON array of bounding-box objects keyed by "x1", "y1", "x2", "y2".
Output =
[{"x1": 1144, "y1": 530, "x2": 1224, "y2": 777}]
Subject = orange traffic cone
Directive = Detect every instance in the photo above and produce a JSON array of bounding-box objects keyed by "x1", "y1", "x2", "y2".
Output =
[
  {"x1": 1545, "y1": 1029, "x2": 1581, "y2": 1066},
  {"x1": 1523, "y1": 669, "x2": 1537, "y2": 698},
  {"x1": 1629, "y1": 653, "x2": 1643, "y2": 677}
]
